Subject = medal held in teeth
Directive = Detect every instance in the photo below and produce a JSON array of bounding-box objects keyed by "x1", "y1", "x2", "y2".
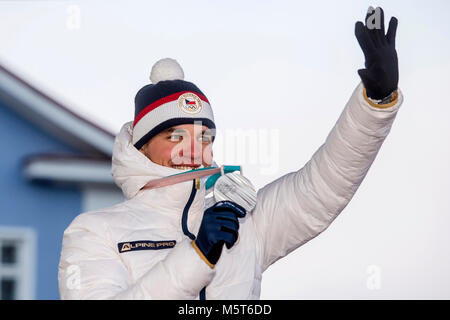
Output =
[{"x1": 141, "y1": 165, "x2": 258, "y2": 212}]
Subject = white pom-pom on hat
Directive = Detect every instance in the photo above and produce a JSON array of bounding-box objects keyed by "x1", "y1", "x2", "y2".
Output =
[{"x1": 150, "y1": 58, "x2": 185, "y2": 84}]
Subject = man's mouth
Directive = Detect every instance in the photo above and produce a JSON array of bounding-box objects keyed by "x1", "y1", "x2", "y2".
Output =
[{"x1": 171, "y1": 165, "x2": 201, "y2": 170}]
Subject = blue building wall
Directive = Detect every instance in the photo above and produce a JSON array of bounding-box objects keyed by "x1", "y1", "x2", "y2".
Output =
[{"x1": 0, "y1": 102, "x2": 83, "y2": 299}]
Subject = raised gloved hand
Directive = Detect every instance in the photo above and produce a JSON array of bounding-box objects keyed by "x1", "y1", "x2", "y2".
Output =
[
  {"x1": 355, "y1": 6, "x2": 399, "y2": 100},
  {"x1": 193, "y1": 201, "x2": 246, "y2": 266}
]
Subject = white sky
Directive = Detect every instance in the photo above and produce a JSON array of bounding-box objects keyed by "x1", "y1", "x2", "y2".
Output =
[{"x1": 0, "y1": 0, "x2": 449, "y2": 299}]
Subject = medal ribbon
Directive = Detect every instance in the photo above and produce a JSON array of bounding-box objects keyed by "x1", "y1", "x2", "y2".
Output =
[{"x1": 140, "y1": 166, "x2": 242, "y2": 191}]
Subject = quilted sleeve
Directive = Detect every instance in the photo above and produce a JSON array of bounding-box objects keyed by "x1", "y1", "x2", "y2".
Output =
[{"x1": 252, "y1": 82, "x2": 403, "y2": 271}]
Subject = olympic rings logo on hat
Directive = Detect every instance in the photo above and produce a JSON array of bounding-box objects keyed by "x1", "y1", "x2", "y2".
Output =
[{"x1": 178, "y1": 92, "x2": 203, "y2": 114}]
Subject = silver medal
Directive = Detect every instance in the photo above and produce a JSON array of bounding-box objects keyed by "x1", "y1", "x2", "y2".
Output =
[{"x1": 213, "y1": 171, "x2": 257, "y2": 212}]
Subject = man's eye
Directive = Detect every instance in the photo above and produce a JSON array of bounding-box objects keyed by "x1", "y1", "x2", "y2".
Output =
[
  {"x1": 200, "y1": 135, "x2": 213, "y2": 143},
  {"x1": 169, "y1": 134, "x2": 182, "y2": 142}
]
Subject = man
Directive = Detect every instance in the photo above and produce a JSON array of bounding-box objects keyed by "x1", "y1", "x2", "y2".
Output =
[{"x1": 58, "y1": 7, "x2": 403, "y2": 299}]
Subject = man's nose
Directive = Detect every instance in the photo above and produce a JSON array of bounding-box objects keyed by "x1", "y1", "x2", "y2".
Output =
[{"x1": 180, "y1": 137, "x2": 202, "y2": 163}]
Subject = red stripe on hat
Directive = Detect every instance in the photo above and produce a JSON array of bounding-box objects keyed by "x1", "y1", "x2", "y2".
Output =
[{"x1": 133, "y1": 91, "x2": 210, "y2": 127}]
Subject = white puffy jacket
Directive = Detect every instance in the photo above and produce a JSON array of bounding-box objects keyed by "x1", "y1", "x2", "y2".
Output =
[{"x1": 58, "y1": 83, "x2": 403, "y2": 299}]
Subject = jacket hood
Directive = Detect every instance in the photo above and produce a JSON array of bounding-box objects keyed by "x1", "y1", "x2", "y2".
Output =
[{"x1": 111, "y1": 121, "x2": 189, "y2": 199}]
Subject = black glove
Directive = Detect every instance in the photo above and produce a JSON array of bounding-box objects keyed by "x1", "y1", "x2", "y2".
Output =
[
  {"x1": 194, "y1": 201, "x2": 246, "y2": 265},
  {"x1": 355, "y1": 6, "x2": 399, "y2": 100}
]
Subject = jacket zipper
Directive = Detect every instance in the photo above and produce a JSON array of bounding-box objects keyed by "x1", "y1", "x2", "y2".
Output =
[
  {"x1": 181, "y1": 180, "x2": 197, "y2": 240},
  {"x1": 181, "y1": 180, "x2": 206, "y2": 300}
]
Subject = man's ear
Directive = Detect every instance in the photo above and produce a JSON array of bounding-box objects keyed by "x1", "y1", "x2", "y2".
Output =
[{"x1": 138, "y1": 144, "x2": 148, "y2": 157}]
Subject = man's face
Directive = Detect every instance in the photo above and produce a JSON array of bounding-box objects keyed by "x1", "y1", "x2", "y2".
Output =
[{"x1": 139, "y1": 124, "x2": 215, "y2": 169}]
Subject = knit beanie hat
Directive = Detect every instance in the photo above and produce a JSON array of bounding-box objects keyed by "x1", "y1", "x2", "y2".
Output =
[{"x1": 132, "y1": 58, "x2": 215, "y2": 150}]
